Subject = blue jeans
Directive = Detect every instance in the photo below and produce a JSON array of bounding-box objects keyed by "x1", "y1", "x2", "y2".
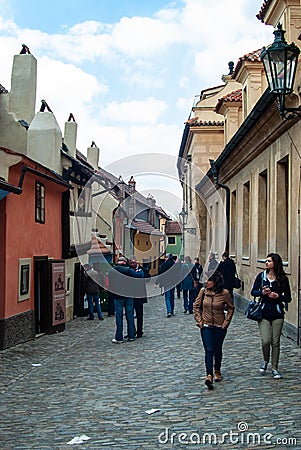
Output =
[
  {"x1": 114, "y1": 298, "x2": 135, "y2": 341},
  {"x1": 183, "y1": 289, "x2": 195, "y2": 313},
  {"x1": 164, "y1": 287, "x2": 175, "y2": 314},
  {"x1": 87, "y1": 292, "x2": 103, "y2": 319},
  {"x1": 201, "y1": 326, "x2": 227, "y2": 375}
]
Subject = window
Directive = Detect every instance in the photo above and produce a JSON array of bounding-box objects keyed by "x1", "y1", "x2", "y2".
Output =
[
  {"x1": 35, "y1": 181, "x2": 45, "y2": 223},
  {"x1": 276, "y1": 157, "x2": 289, "y2": 261},
  {"x1": 208, "y1": 205, "x2": 213, "y2": 249},
  {"x1": 214, "y1": 201, "x2": 219, "y2": 252},
  {"x1": 258, "y1": 170, "x2": 268, "y2": 258},
  {"x1": 168, "y1": 236, "x2": 176, "y2": 245},
  {"x1": 18, "y1": 258, "x2": 31, "y2": 302},
  {"x1": 230, "y1": 190, "x2": 237, "y2": 255},
  {"x1": 77, "y1": 188, "x2": 85, "y2": 214},
  {"x1": 242, "y1": 181, "x2": 250, "y2": 257}
]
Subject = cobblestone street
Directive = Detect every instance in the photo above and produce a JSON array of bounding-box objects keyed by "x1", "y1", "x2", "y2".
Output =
[{"x1": 1, "y1": 284, "x2": 301, "y2": 449}]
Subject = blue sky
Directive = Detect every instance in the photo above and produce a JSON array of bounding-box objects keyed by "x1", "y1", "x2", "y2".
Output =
[{"x1": 0, "y1": 0, "x2": 272, "y2": 217}]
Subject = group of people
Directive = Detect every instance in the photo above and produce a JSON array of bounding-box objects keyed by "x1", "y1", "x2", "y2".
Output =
[
  {"x1": 193, "y1": 251, "x2": 291, "y2": 390},
  {"x1": 84, "y1": 250, "x2": 292, "y2": 390},
  {"x1": 84, "y1": 256, "x2": 148, "y2": 344}
]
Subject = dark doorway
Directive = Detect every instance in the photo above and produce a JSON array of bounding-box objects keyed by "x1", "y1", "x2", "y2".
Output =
[
  {"x1": 34, "y1": 256, "x2": 49, "y2": 335},
  {"x1": 73, "y1": 262, "x2": 86, "y2": 317}
]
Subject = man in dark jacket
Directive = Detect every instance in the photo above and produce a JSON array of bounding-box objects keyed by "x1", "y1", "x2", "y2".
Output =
[
  {"x1": 84, "y1": 264, "x2": 104, "y2": 321},
  {"x1": 191, "y1": 257, "x2": 203, "y2": 295},
  {"x1": 217, "y1": 251, "x2": 236, "y2": 299},
  {"x1": 129, "y1": 257, "x2": 147, "y2": 338},
  {"x1": 108, "y1": 256, "x2": 143, "y2": 343},
  {"x1": 157, "y1": 254, "x2": 178, "y2": 317}
]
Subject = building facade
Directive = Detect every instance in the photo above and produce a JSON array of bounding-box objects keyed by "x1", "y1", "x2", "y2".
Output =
[{"x1": 178, "y1": 0, "x2": 301, "y2": 343}]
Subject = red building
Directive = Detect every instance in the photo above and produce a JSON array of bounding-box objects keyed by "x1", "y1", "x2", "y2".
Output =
[{"x1": 0, "y1": 148, "x2": 69, "y2": 349}]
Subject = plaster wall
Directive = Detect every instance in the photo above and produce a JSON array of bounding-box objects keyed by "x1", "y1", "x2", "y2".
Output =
[
  {"x1": 3, "y1": 164, "x2": 64, "y2": 319},
  {"x1": 204, "y1": 122, "x2": 300, "y2": 332}
]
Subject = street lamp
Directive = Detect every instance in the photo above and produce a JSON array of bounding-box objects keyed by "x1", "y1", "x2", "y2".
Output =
[
  {"x1": 261, "y1": 23, "x2": 301, "y2": 119},
  {"x1": 179, "y1": 207, "x2": 188, "y2": 259}
]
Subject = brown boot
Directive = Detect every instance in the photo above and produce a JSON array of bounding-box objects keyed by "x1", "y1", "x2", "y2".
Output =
[
  {"x1": 214, "y1": 370, "x2": 223, "y2": 382},
  {"x1": 205, "y1": 374, "x2": 214, "y2": 390}
]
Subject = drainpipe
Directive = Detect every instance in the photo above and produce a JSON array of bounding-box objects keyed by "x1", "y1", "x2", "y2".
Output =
[{"x1": 209, "y1": 159, "x2": 230, "y2": 254}]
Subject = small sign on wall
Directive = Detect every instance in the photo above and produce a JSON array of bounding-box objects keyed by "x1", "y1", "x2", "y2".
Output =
[{"x1": 51, "y1": 261, "x2": 66, "y2": 326}]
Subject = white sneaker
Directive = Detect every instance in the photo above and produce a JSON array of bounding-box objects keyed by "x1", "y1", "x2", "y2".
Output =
[
  {"x1": 271, "y1": 369, "x2": 282, "y2": 379},
  {"x1": 259, "y1": 361, "x2": 268, "y2": 374},
  {"x1": 112, "y1": 338, "x2": 124, "y2": 344}
]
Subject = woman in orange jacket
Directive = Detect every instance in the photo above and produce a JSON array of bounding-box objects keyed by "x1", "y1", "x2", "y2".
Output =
[{"x1": 193, "y1": 270, "x2": 235, "y2": 390}]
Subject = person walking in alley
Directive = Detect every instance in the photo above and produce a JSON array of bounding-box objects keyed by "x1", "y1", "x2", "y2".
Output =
[
  {"x1": 206, "y1": 252, "x2": 219, "y2": 276},
  {"x1": 108, "y1": 256, "x2": 143, "y2": 343},
  {"x1": 192, "y1": 257, "x2": 203, "y2": 295},
  {"x1": 193, "y1": 270, "x2": 234, "y2": 390},
  {"x1": 251, "y1": 253, "x2": 291, "y2": 379},
  {"x1": 84, "y1": 264, "x2": 104, "y2": 321},
  {"x1": 217, "y1": 251, "x2": 236, "y2": 300},
  {"x1": 157, "y1": 254, "x2": 177, "y2": 317},
  {"x1": 129, "y1": 256, "x2": 147, "y2": 338},
  {"x1": 181, "y1": 256, "x2": 195, "y2": 314}
]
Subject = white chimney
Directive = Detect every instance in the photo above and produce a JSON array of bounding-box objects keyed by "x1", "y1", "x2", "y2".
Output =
[
  {"x1": 9, "y1": 52, "x2": 37, "y2": 124},
  {"x1": 87, "y1": 142, "x2": 99, "y2": 170},
  {"x1": 64, "y1": 114, "x2": 77, "y2": 158},
  {"x1": 27, "y1": 109, "x2": 62, "y2": 175}
]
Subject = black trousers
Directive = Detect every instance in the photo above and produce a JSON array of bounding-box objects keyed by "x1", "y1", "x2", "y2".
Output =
[
  {"x1": 107, "y1": 291, "x2": 115, "y2": 316},
  {"x1": 134, "y1": 299, "x2": 144, "y2": 337}
]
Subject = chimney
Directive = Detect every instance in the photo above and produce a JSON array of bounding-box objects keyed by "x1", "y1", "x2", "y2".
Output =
[
  {"x1": 64, "y1": 113, "x2": 77, "y2": 158},
  {"x1": 128, "y1": 176, "x2": 136, "y2": 194},
  {"x1": 87, "y1": 141, "x2": 99, "y2": 170},
  {"x1": 27, "y1": 100, "x2": 62, "y2": 175},
  {"x1": 9, "y1": 48, "x2": 37, "y2": 124}
]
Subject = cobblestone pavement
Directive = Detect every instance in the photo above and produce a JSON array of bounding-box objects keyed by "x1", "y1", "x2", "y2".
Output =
[{"x1": 1, "y1": 283, "x2": 301, "y2": 450}]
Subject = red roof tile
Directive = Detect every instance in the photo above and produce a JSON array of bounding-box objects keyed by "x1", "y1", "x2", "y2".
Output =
[
  {"x1": 131, "y1": 219, "x2": 163, "y2": 236},
  {"x1": 232, "y1": 49, "x2": 263, "y2": 78},
  {"x1": 257, "y1": 0, "x2": 273, "y2": 22},
  {"x1": 215, "y1": 89, "x2": 242, "y2": 113},
  {"x1": 165, "y1": 221, "x2": 182, "y2": 234},
  {"x1": 185, "y1": 120, "x2": 224, "y2": 127}
]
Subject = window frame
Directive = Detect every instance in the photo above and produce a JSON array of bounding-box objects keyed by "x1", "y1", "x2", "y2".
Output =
[{"x1": 35, "y1": 181, "x2": 45, "y2": 224}]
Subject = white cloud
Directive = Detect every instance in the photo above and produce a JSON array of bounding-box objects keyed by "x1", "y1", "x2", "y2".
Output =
[
  {"x1": 103, "y1": 97, "x2": 168, "y2": 124},
  {"x1": 35, "y1": 57, "x2": 107, "y2": 133},
  {"x1": 110, "y1": 15, "x2": 181, "y2": 58}
]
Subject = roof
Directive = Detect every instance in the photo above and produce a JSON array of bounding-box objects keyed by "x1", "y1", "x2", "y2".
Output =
[
  {"x1": 215, "y1": 89, "x2": 242, "y2": 113},
  {"x1": 165, "y1": 221, "x2": 182, "y2": 235},
  {"x1": 131, "y1": 219, "x2": 163, "y2": 236},
  {"x1": 0, "y1": 147, "x2": 70, "y2": 186},
  {"x1": 87, "y1": 233, "x2": 112, "y2": 255},
  {"x1": 95, "y1": 167, "x2": 170, "y2": 218},
  {"x1": 232, "y1": 49, "x2": 263, "y2": 79},
  {"x1": 65, "y1": 149, "x2": 170, "y2": 219},
  {"x1": 256, "y1": 0, "x2": 273, "y2": 22},
  {"x1": 184, "y1": 119, "x2": 224, "y2": 127}
]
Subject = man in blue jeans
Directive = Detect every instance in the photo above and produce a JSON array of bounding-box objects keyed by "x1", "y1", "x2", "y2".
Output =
[
  {"x1": 157, "y1": 254, "x2": 178, "y2": 318},
  {"x1": 108, "y1": 256, "x2": 144, "y2": 343}
]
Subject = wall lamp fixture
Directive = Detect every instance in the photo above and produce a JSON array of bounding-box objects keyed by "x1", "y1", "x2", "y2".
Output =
[{"x1": 261, "y1": 23, "x2": 301, "y2": 119}]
